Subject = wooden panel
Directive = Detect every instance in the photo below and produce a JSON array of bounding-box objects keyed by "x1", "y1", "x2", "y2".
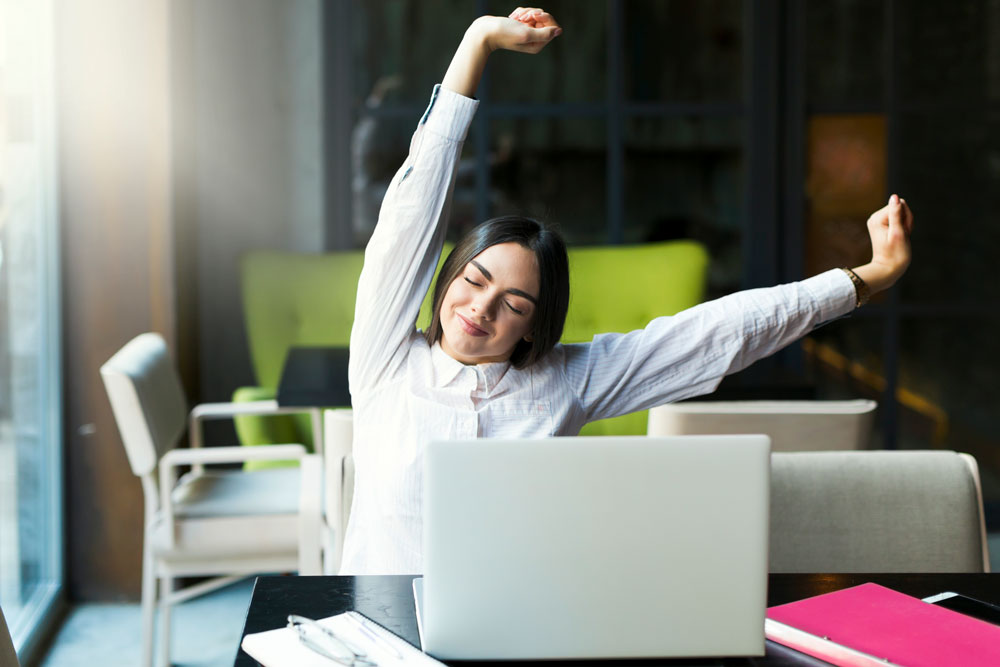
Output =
[
  {"x1": 805, "y1": 114, "x2": 887, "y2": 279},
  {"x1": 58, "y1": 0, "x2": 175, "y2": 600}
]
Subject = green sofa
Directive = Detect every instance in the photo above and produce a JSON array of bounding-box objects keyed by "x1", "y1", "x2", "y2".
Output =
[{"x1": 234, "y1": 240, "x2": 708, "y2": 463}]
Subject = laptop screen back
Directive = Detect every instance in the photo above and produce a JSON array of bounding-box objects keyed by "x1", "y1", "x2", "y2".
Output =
[{"x1": 421, "y1": 435, "x2": 770, "y2": 660}]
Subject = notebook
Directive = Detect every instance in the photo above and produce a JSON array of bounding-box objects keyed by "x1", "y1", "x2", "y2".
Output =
[
  {"x1": 415, "y1": 435, "x2": 772, "y2": 660},
  {"x1": 766, "y1": 582, "x2": 1000, "y2": 667}
]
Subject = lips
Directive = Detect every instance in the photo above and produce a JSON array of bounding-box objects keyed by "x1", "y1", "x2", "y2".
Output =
[{"x1": 457, "y1": 313, "x2": 489, "y2": 337}]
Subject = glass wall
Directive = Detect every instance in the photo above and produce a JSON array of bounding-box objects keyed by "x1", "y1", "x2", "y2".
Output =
[
  {"x1": 0, "y1": 0, "x2": 63, "y2": 659},
  {"x1": 348, "y1": 0, "x2": 746, "y2": 295},
  {"x1": 801, "y1": 0, "x2": 1000, "y2": 523}
]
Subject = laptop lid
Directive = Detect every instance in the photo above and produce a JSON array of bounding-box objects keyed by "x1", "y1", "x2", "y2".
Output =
[{"x1": 420, "y1": 435, "x2": 770, "y2": 660}]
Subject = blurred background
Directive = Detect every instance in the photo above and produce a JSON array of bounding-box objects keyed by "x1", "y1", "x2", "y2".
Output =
[{"x1": 1, "y1": 0, "x2": 998, "y2": 662}]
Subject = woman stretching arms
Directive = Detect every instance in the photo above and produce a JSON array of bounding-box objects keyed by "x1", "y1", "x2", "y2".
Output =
[{"x1": 343, "y1": 8, "x2": 913, "y2": 575}]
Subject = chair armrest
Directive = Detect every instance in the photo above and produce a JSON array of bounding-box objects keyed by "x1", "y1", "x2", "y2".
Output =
[
  {"x1": 191, "y1": 400, "x2": 317, "y2": 419},
  {"x1": 189, "y1": 400, "x2": 321, "y2": 449},
  {"x1": 159, "y1": 444, "x2": 307, "y2": 545},
  {"x1": 162, "y1": 444, "x2": 306, "y2": 468}
]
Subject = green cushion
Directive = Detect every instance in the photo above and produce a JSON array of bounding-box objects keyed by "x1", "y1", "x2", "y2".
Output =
[
  {"x1": 563, "y1": 241, "x2": 709, "y2": 342},
  {"x1": 241, "y1": 246, "x2": 451, "y2": 391},
  {"x1": 566, "y1": 241, "x2": 709, "y2": 434},
  {"x1": 231, "y1": 385, "x2": 308, "y2": 471},
  {"x1": 236, "y1": 240, "x2": 708, "y2": 439}
]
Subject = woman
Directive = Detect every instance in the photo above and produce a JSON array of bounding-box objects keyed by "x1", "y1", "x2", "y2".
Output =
[{"x1": 343, "y1": 8, "x2": 914, "y2": 575}]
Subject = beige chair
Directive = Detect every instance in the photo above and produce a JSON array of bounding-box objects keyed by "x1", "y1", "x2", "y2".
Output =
[
  {"x1": 647, "y1": 399, "x2": 877, "y2": 451},
  {"x1": 1, "y1": 605, "x2": 19, "y2": 667},
  {"x1": 100, "y1": 333, "x2": 324, "y2": 667},
  {"x1": 770, "y1": 450, "x2": 990, "y2": 573},
  {"x1": 322, "y1": 408, "x2": 355, "y2": 573}
]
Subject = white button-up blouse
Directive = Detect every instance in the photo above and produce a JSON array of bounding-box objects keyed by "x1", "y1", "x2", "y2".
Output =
[{"x1": 341, "y1": 85, "x2": 856, "y2": 575}]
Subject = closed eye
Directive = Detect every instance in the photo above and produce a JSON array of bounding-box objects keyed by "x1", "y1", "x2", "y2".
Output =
[
  {"x1": 505, "y1": 301, "x2": 525, "y2": 315},
  {"x1": 464, "y1": 276, "x2": 482, "y2": 287}
]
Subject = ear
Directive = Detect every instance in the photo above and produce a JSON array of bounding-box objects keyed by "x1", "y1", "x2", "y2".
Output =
[{"x1": 523, "y1": 334, "x2": 533, "y2": 342}]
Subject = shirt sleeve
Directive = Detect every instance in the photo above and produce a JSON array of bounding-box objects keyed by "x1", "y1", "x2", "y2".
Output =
[
  {"x1": 561, "y1": 269, "x2": 858, "y2": 423},
  {"x1": 349, "y1": 85, "x2": 479, "y2": 395}
]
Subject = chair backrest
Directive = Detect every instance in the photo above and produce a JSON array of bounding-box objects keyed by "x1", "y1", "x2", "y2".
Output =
[
  {"x1": 1, "y1": 605, "x2": 19, "y2": 667},
  {"x1": 241, "y1": 247, "x2": 452, "y2": 391},
  {"x1": 100, "y1": 332, "x2": 188, "y2": 477},
  {"x1": 770, "y1": 450, "x2": 990, "y2": 573},
  {"x1": 562, "y1": 240, "x2": 708, "y2": 343},
  {"x1": 647, "y1": 400, "x2": 877, "y2": 451},
  {"x1": 241, "y1": 241, "x2": 709, "y2": 391}
]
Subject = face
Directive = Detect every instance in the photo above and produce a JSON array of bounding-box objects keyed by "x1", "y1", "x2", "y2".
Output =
[{"x1": 438, "y1": 242, "x2": 540, "y2": 365}]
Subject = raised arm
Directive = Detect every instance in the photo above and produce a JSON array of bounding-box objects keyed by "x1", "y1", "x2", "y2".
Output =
[
  {"x1": 563, "y1": 196, "x2": 915, "y2": 424},
  {"x1": 350, "y1": 9, "x2": 562, "y2": 396},
  {"x1": 442, "y1": 9, "x2": 562, "y2": 97}
]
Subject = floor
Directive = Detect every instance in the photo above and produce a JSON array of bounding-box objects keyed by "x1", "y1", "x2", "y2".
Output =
[{"x1": 37, "y1": 578, "x2": 255, "y2": 667}]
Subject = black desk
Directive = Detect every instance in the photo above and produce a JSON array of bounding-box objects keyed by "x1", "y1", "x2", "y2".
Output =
[{"x1": 235, "y1": 573, "x2": 1000, "y2": 666}]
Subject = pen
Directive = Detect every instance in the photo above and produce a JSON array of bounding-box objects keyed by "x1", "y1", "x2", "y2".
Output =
[
  {"x1": 287, "y1": 614, "x2": 376, "y2": 666},
  {"x1": 346, "y1": 611, "x2": 405, "y2": 660}
]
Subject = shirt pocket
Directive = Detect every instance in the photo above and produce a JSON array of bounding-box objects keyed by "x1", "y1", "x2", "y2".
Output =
[{"x1": 486, "y1": 400, "x2": 554, "y2": 438}]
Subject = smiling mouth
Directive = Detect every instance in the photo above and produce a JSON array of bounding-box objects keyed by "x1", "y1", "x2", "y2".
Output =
[{"x1": 457, "y1": 313, "x2": 489, "y2": 337}]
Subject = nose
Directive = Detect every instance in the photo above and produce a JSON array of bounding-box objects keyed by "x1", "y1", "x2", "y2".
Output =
[{"x1": 470, "y1": 291, "x2": 497, "y2": 320}]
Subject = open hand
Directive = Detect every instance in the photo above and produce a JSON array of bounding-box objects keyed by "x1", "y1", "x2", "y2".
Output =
[{"x1": 473, "y1": 7, "x2": 562, "y2": 54}]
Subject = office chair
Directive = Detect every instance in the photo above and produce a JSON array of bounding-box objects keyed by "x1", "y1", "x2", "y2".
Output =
[
  {"x1": 770, "y1": 450, "x2": 990, "y2": 572},
  {"x1": 101, "y1": 332, "x2": 324, "y2": 667},
  {"x1": 647, "y1": 399, "x2": 877, "y2": 451}
]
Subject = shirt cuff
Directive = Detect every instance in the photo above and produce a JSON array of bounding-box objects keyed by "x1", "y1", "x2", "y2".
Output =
[
  {"x1": 802, "y1": 268, "x2": 860, "y2": 322},
  {"x1": 420, "y1": 84, "x2": 479, "y2": 142}
]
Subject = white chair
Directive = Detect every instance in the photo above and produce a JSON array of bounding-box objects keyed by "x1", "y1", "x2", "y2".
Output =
[
  {"x1": 100, "y1": 333, "x2": 324, "y2": 667},
  {"x1": 322, "y1": 408, "x2": 355, "y2": 573},
  {"x1": 647, "y1": 399, "x2": 877, "y2": 451},
  {"x1": 1, "y1": 605, "x2": 18, "y2": 667},
  {"x1": 770, "y1": 450, "x2": 990, "y2": 573}
]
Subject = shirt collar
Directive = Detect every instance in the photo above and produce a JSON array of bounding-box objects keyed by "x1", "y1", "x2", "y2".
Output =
[{"x1": 431, "y1": 341, "x2": 511, "y2": 391}]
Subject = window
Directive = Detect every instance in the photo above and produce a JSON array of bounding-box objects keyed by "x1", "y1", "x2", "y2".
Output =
[
  {"x1": 345, "y1": 0, "x2": 746, "y2": 295},
  {"x1": 0, "y1": 0, "x2": 64, "y2": 659}
]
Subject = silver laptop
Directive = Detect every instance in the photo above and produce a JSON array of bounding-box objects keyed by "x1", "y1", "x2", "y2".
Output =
[{"x1": 414, "y1": 435, "x2": 771, "y2": 660}]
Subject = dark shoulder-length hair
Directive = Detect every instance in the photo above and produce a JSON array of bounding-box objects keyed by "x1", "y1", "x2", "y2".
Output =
[{"x1": 424, "y1": 215, "x2": 569, "y2": 369}]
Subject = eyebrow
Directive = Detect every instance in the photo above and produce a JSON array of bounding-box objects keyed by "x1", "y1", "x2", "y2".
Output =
[{"x1": 470, "y1": 260, "x2": 538, "y2": 304}]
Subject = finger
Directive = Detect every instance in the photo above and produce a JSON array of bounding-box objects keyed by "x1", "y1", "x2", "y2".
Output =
[
  {"x1": 510, "y1": 7, "x2": 527, "y2": 20},
  {"x1": 524, "y1": 25, "x2": 561, "y2": 44},
  {"x1": 529, "y1": 11, "x2": 557, "y2": 27},
  {"x1": 528, "y1": 8, "x2": 545, "y2": 20},
  {"x1": 867, "y1": 203, "x2": 889, "y2": 232},
  {"x1": 519, "y1": 11, "x2": 549, "y2": 28},
  {"x1": 900, "y1": 198, "x2": 914, "y2": 233},
  {"x1": 887, "y1": 194, "x2": 904, "y2": 242}
]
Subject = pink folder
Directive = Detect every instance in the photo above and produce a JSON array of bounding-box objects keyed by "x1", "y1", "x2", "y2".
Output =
[{"x1": 765, "y1": 583, "x2": 1000, "y2": 667}]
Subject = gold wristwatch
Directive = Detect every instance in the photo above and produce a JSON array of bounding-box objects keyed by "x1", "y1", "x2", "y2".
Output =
[{"x1": 841, "y1": 268, "x2": 870, "y2": 309}]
